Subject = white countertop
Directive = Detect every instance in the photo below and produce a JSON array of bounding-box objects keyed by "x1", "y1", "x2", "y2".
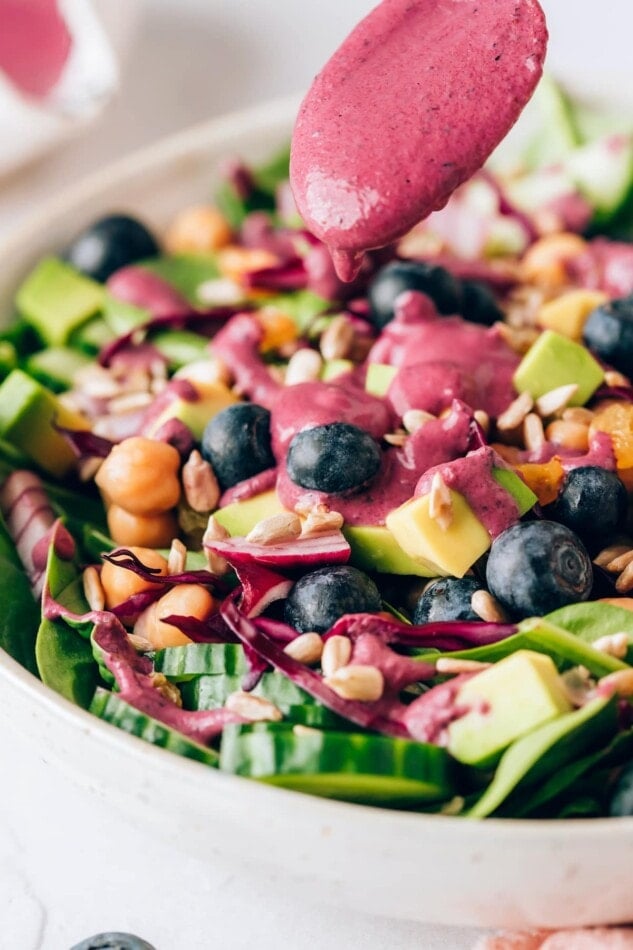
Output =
[{"x1": 2, "y1": 2, "x2": 632, "y2": 947}]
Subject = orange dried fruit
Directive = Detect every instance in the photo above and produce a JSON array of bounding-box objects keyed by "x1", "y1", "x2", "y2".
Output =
[{"x1": 516, "y1": 457, "x2": 565, "y2": 506}]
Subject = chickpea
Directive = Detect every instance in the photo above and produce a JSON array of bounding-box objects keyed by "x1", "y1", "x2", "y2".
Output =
[
  {"x1": 134, "y1": 584, "x2": 216, "y2": 650},
  {"x1": 100, "y1": 546, "x2": 169, "y2": 610},
  {"x1": 520, "y1": 233, "x2": 587, "y2": 289},
  {"x1": 95, "y1": 437, "x2": 181, "y2": 516},
  {"x1": 107, "y1": 505, "x2": 179, "y2": 548},
  {"x1": 165, "y1": 205, "x2": 232, "y2": 254}
]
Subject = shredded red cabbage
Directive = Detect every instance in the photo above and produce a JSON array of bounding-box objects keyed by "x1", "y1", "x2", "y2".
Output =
[
  {"x1": 324, "y1": 612, "x2": 517, "y2": 651},
  {"x1": 204, "y1": 530, "x2": 351, "y2": 570}
]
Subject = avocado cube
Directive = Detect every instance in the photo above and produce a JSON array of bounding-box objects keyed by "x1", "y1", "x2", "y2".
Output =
[
  {"x1": 321, "y1": 359, "x2": 354, "y2": 381},
  {"x1": 491, "y1": 467, "x2": 537, "y2": 516},
  {"x1": 343, "y1": 524, "x2": 438, "y2": 576},
  {"x1": 447, "y1": 650, "x2": 572, "y2": 768},
  {"x1": 16, "y1": 257, "x2": 104, "y2": 346},
  {"x1": 513, "y1": 329, "x2": 604, "y2": 405},
  {"x1": 0, "y1": 369, "x2": 88, "y2": 477},
  {"x1": 143, "y1": 380, "x2": 238, "y2": 440},
  {"x1": 214, "y1": 490, "x2": 286, "y2": 536},
  {"x1": 385, "y1": 489, "x2": 491, "y2": 578},
  {"x1": 365, "y1": 363, "x2": 398, "y2": 397}
]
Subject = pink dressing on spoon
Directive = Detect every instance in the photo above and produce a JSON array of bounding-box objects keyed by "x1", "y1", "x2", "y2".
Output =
[{"x1": 290, "y1": 0, "x2": 548, "y2": 279}]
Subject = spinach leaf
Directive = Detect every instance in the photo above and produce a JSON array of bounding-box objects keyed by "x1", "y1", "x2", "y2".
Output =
[
  {"x1": 468, "y1": 696, "x2": 618, "y2": 818},
  {"x1": 0, "y1": 550, "x2": 40, "y2": 675},
  {"x1": 34, "y1": 539, "x2": 99, "y2": 709}
]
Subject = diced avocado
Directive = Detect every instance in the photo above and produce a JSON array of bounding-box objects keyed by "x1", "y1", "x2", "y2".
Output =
[
  {"x1": 0, "y1": 341, "x2": 17, "y2": 379},
  {"x1": 447, "y1": 649, "x2": 573, "y2": 768},
  {"x1": 365, "y1": 363, "x2": 398, "y2": 397},
  {"x1": 513, "y1": 329, "x2": 604, "y2": 405},
  {"x1": 69, "y1": 315, "x2": 116, "y2": 355},
  {"x1": 143, "y1": 380, "x2": 238, "y2": 440},
  {"x1": 213, "y1": 490, "x2": 286, "y2": 536},
  {"x1": 0, "y1": 369, "x2": 88, "y2": 477},
  {"x1": 16, "y1": 257, "x2": 105, "y2": 346},
  {"x1": 565, "y1": 133, "x2": 633, "y2": 224},
  {"x1": 264, "y1": 291, "x2": 331, "y2": 334},
  {"x1": 102, "y1": 293, "x2": 149, "y2": 334},
  {"x1": 344, "y1": 524, "x2": 438, "y2": 577},
  {"x1": 24, "y1": 346, "x2": 92, "y2": 392},
  {"x1": 385, "y1": 489, "x2": 491, "y2": 578},
  {"x1": 536, "y1": 290, "x2": 609, "y2": 341},
  {"x1": 150, "y1": 330, "x2": 210, "y2": 369},
  {"x1": 491, "y1": 467, "x2": 537, "y2": 516},
  {"x1": 321, "y1": 359, "x2": 354, "y2": 381},
  {"x1": 522, "y1": 75, "x2": 582, "y2": 169},
  {"x1": 140, "y1": 255, "x2": 220, "y2": 305}
]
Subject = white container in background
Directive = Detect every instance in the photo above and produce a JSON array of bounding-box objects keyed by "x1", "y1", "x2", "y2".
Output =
[{"x1": 0, "y1": 0, "x2": 143, "y2": 177}]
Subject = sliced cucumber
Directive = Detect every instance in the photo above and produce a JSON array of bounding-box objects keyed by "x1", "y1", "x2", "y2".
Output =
[
  {"x1": 150, "y1": 329, "x2": 210, "y2": 369},
  {"x1": 220, "y1": 723, "x2": 458, "y2": 805},
  {"x1": 90, "y1": 688, "x2": 219, "y2": 767},
  {"x1": 181, "y1": 670, "x2": 313, "y2": 712},
  {"x1": 155, "y1": 643, "x2": 249, "y2": 681},
  {"x1": 16, "y1": 257, "x2": 104, "y2": 347}
]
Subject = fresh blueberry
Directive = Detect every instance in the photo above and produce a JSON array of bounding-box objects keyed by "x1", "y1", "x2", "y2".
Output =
[
  {"x1": 201, "y1": 403, "x2": 275, "y2": 489},
  {"x1": 460, "y1": 280, "x2": 504, "y2": 327},
  {"x1": 609, "y1": 762, "x2": 633, "y2": 817},
  {"x1": 367, "y1": 260, "x2": 463, "y2": 329},
  {"x1": 412, "y1": 577, "x2": 483, "y2": 624},
  {"x1": 582, "y1": 295, "x2": 633, "y2": 375},
  {"x1": 284, "y1": 565, "x2": 382, "y2": 633},
  {"x1": 545, "y1": 466, "x2": 627, "y2": 552},
  {"x1": 286, "y1": 423, "x2": 381, "y2": 494},
  {"x1": 70, "y1": 934, "x2": 156, "y2": 950},
  {"x1": 65, "y1": 214, "x2": 160, "y2": 282},
  {"x1": 485, "y1": 520, "x2": 593, "y2": 619}
]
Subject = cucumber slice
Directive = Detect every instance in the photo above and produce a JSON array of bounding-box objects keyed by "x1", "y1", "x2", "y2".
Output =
[
  {"x1": 90, "y1": 688, "x2": 219, "y2": 767},
  {"x1": 181, "y1": 670, "x2": 314, "y2": 712},
  {"x1": 155, "y1": 643, "x2": 249, "y2": 681},
  {"x1": 220, "y1": 724, "x2": 457, "y2": 805},
  {"x1": 284, "y1": 704, "x2": 356, "y2": 731}
]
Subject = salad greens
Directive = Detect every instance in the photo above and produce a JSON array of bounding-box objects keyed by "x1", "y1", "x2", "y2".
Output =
[{"x1": 2, "y1": 78, "x2": 633, "y2": 819}]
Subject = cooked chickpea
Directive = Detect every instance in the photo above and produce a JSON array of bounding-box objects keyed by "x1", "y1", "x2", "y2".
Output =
[
  {"x1": 134, "y1": 584, "x2": 216, "y2": 650},
  {"x1": 165, "y1": 205, "x2": 232, "y2": 254},
  {"x1": 95, "y1": 437, "x2": 181, "y2": 516},
  {"x1": 520, "y1": 233, "x2": 587, "y2": 288},
  {"x1": 545, "y1": 419, "x2": 590, "y2": 453},
  {"x1": 107, "y1": 505, "x2": 179, "y2": 548},
  {"x1": 100, "y1": 546, "x2": 169, "y2": 610}
]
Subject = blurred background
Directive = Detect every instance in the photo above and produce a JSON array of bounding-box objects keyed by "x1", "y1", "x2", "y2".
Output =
[{"x1": 0, "y1": 0, "x2": 631, "y2": 238}]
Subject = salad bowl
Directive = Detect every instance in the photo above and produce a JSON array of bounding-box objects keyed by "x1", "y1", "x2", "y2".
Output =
[{"x1": 1, "y1": 94, "x2": 633, "y2": 933}]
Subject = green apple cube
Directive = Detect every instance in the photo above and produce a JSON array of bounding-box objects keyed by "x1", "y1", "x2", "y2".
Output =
[{"x1": 513, "y1": 329, "x2": 604, "y2": 405}]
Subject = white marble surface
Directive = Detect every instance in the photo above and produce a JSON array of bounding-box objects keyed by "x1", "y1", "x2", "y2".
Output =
[{"x1": 1, "y1": 2, "x2": 632, "y2": 947}]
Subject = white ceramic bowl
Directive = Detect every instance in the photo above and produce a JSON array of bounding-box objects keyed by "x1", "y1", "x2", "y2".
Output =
[{"x1": 1, "y1": 97, "x2": 632, "y2": 933}]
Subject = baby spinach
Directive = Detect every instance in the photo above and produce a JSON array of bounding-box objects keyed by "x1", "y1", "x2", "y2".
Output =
[
  {"x1": 468, "y1": 695, "x2": 618, "y2": 818},
  {"x1": 547, "y1": 601, "x2": 633, "y2": 662},
  {"x1": 34, "y1": 538, "x2": 99, "y2": 709},
  {"x1": 417, "y1": 617, "x2": 630, "y2": 679}
]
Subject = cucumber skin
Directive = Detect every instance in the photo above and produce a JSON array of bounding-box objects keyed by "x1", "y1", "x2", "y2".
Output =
[
  {"x1": 154, "y1": 643, "x2": 249, "y2": 680},
  {"x1": 181, "y1": 671, "x2": 314, "y2": 712},
  {"x1": 90, "y1": 689, "x2": 219, "y2": 767},
  {"x1": 220, "y1": 724, "x2": 458, "y2": 806}
]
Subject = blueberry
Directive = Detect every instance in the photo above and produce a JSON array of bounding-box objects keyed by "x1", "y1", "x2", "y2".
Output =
[
  {"x1": 485, "y1": 520, "x2": 593, "y2": 619},
  {"x1": 412, "y1": 577, "x2": 483, "y2": 624},
  {"x1": 285, "y1": 565, "x2": 382, "y2": 633},
  {"x1": 65, "y1": 214, "x2": 160, "y2": 282},
  {"x1": 460, "y1": 280, "x2": 504, "y2": 327},
  {"x1": 286, "y1": 423, "x2": 381, "y2": 494},
  {"x1": 70, "y1": 934, "x2": 156, "y2": 950},
  {"x1": 545, "y1": 466, "x2": 627, "y2": 552},
  {"x1": 609, "y1": 762, "x2": 633, "y2": 817},
  {"x1": 367, "y1": 260, "x2": 463, "y2": 329},
  {"x1": 582, "y1": 295, "x2": 633, "y2": 375},
  {"x1": 201, "y1": 403, "x2": 275, "y2": 489}
]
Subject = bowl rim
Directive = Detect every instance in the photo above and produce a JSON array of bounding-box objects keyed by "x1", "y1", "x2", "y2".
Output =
[{"x1": 0, "y1": 92, "x2": 632, "y2": 841}]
